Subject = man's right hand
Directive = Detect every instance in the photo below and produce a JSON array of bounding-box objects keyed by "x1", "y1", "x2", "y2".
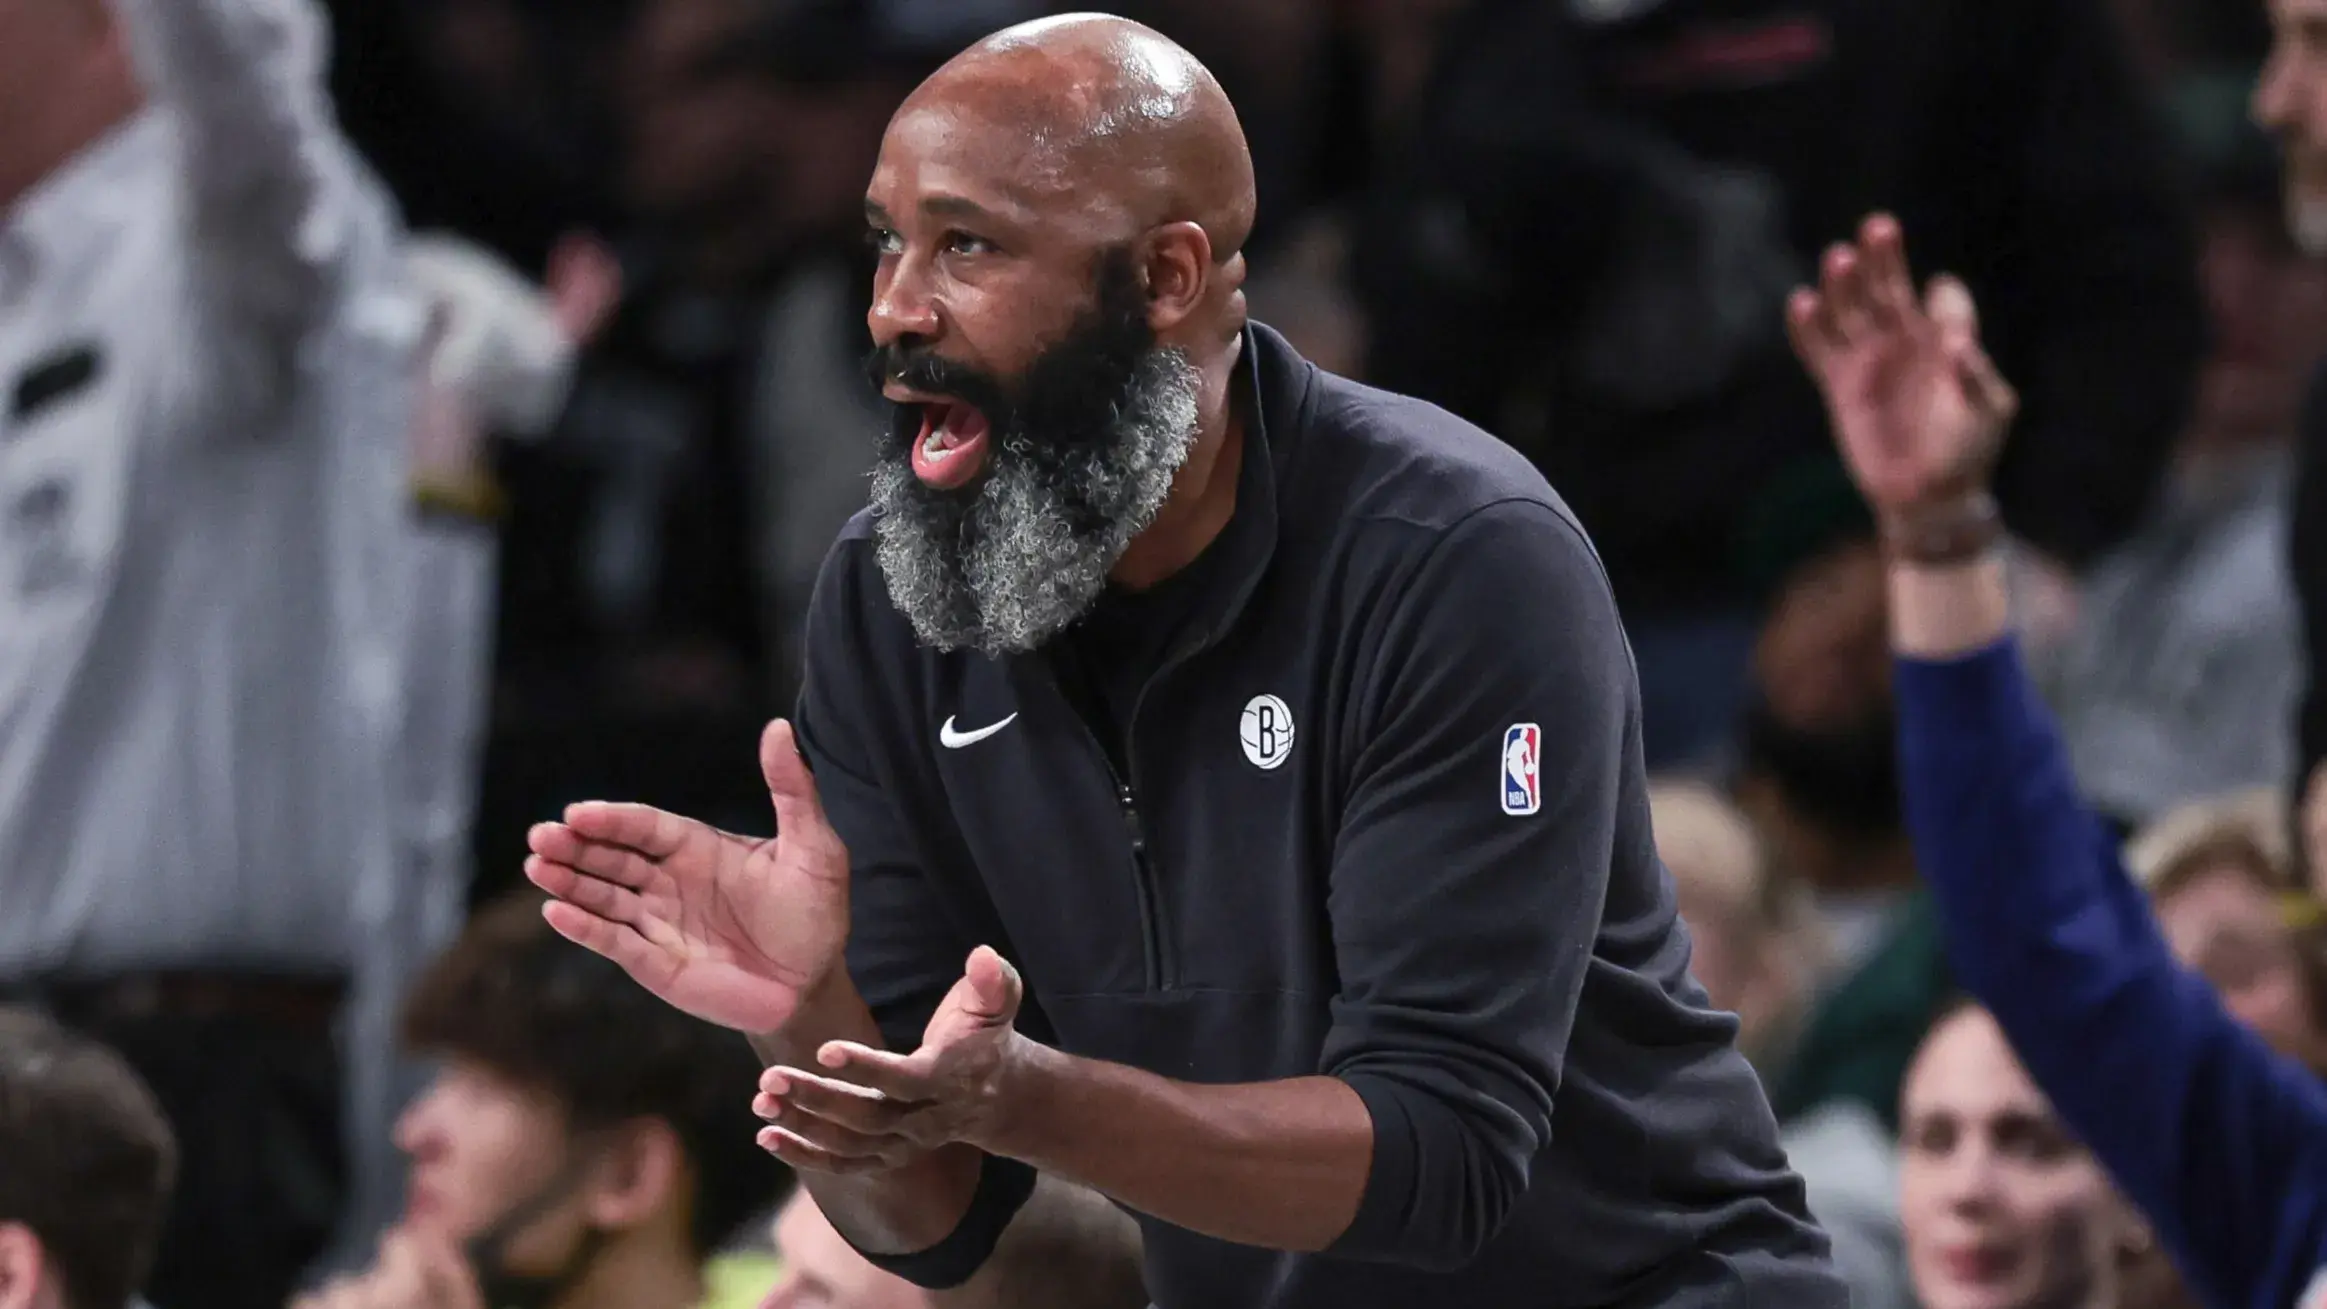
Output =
[
  {"x1": 524, "y1": 719, "x2": 850, "y2": 1034},
  {"x1": 1785, "y1": 213, "x2": 2019, "y2": 517}
]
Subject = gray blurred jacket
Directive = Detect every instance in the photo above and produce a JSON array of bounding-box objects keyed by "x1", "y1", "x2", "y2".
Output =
[{"x1": 2041, "y1": 449, "x2": 2300, "y2": 823}]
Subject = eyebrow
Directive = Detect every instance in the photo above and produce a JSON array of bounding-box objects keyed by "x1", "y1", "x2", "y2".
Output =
[{"x1": 863, "y1": 194, "x2": 1015, "y2": 229}]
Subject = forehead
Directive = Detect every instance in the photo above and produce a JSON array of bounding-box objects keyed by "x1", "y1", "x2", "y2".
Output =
[
  {"x1": 1904, "y1": 1011, "x2": 2045, "y2": 1119},
  {"x1": 868, "y1": 95, "x2": 1125, "y2": 235},
  {"x1": 2159, "y1": 864, "x2": 2280, "y2": 929}
]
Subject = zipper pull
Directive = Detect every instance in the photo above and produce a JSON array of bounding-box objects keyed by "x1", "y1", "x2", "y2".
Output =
[{"x1": 1118, "y1": 784, "x2": 1147, "y2": 855}]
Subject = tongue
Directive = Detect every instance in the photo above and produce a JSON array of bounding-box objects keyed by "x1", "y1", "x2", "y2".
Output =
[{"x1": 936, "y1": 402, "x2": 989, "y2": 449}]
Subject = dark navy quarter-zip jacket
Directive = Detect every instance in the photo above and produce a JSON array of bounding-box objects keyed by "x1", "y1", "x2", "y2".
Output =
[{"x1": 793, "y1": 325, "x2": 1844, "y2": 1309}]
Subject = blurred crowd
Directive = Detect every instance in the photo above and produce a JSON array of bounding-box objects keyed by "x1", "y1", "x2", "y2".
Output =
[{"x1": 6, "y1": 0, "x2": 2327, "y2": 1307}]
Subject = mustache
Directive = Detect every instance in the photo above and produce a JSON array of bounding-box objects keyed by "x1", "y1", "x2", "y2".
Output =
[{"x1": 862, "y1": 343, "x2": 1005, "y2": 411}]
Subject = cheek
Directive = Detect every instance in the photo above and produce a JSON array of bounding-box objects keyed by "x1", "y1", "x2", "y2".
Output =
[
  {"x1": 417, "y1": 1108, "x2": 564, "y2": 1241},
  {"x1": 2012, "y1": 1165, "x2": 2117, "y2": 1261},
  {"x1": 2225, "y1": 971, "x2": 2313, "y2": 1049}
]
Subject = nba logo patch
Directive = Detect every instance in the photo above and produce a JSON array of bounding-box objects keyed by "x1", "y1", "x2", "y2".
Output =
[{"x1": 1501, "y1": 724, "x2": 1541, "y2": 816}]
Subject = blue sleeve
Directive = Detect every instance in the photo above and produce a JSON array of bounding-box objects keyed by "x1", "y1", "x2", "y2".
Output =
[
  {"x1": 1895, "y1": 641, "x2": 2327, "y2": 1309},
  {"x1": 1321, "y1": 501, "x2": 1626, "y2": 1270}
]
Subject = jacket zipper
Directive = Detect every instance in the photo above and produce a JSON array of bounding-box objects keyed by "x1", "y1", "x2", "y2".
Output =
[{"x1": 1116, "y1": 780, "x2": 1167, "y2": 991}]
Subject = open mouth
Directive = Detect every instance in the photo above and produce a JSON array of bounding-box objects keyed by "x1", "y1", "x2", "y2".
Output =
[{"x1": 908, "y1": 398, "x2": 994, "y2": 491}]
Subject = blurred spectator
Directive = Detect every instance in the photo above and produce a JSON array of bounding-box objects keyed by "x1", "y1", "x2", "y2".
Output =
[
  {"x1": 1651, "y1": 781, "x2": 1826, "y2": 1073},
  {"x1": 2127, "y1": 792, "x2": 2327, "y2": 1074},
  {"x1": 302, "y1": 893, "x2": 784, "y2": 1309},
  {"x1": 1352, "y1": 0, "x2": 2204, "y2": 767},
  {"x1": 475, "y1": 0, "x2": 1034, "y2": 892},
  {"x1": 2043, "y1": 121, "x2": 2325, "y2": 827},
  {"x1": 1651, "y1": 782, "x2": 1908, "y2": 1309},
  {"x1": 1898, "y1": 1002, "x2": 2164, "y2": 1309},
  {"x1": 762, "y1": 1175, "x2": 1147, "y2": 1309},
  {"x1": 0, "y1": 1009, "x2": 176, "y2": 1309},
  {"x1": 0, "y1": 0, "x2": 425, "y2": 1303},
  {"x1": 1731, "y1": 521, "x2": 1953, "y2": 1130},
  {"x1": 328, "y1": 230, "x2": 627, "y2": 1260}
]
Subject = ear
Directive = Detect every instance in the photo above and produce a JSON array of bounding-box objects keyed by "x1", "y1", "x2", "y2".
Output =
[
  {"x1": 1141, "y1": 221, "x2": 1216, "y2": 336},
  {"x1": 0, "y1": 1223, "x2": 52, "y2": 1309},
  {"x1": 581, "y1": 1119, "x2": 688, "y2": 1232}
]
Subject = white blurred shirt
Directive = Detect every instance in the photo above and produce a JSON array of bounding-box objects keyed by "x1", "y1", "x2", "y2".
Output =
[{"x1": 0, "y1": 0, "x2": 420, "y2": 976}]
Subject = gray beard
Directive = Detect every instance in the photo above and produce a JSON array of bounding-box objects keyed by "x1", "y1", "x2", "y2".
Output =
[{"x1": 868, "y1": 347, "x2": 1203, "y2": 656}]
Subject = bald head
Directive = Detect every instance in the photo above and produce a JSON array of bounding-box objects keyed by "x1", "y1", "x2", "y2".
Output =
[
  {"x1": 857, "y1": 15, "x2": 1257, "y2": 658},
  {"x1": 899, "y1": 13, "x2": 1256, "y2": 265}
]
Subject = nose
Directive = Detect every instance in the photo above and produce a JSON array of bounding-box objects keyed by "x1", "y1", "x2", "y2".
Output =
[
  {"x1": 868, "y1": 251, "x2": 941, "y2": 348},
  {"x1": 392, "y1": 1084, "x2": 446, "y2": 1160},
  {"x1": 2255, "y1": 46, "x2": 2303, "y2": 135},
  {"x1": 1938, "y1": 1141, "x2": 2002, "y2": 1215}
]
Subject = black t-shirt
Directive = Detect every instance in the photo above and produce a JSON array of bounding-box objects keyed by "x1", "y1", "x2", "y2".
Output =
[{"x1": 1049, "y1": 535, "x2": 1237, "y2": 778}]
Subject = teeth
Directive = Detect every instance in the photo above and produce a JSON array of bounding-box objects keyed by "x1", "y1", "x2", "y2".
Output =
[{"x1": 923, "y1": 429, "x2": 952, "y2": 461}]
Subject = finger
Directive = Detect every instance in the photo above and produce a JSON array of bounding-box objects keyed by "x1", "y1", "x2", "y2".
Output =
[
  {"x1": 816, "y1": 1042, "x2": 941, "y2": 1099},
  {"x1": 541, "y1": 901, "x2": 675, "y2": 985},
  {"x1": 1925, "y1": 274, "x2": 1982, "y2": 348},
  {"x1": 758, "y1": 1067, "x2": 915, "y2": 1132},
  {"x1": 1819, "y1": 243, "x2": 1872, "y2": 341},
  {"x1": 410, "y1": 1237, "x2": 485, "y2": 1309},
  {"x1": 758, "y1": 1123, "x2": 905, "y2": 1175},
  {"x1": 561, "y1": 801, "x2": 697, "y2": 861},
  {"x1": 1857, "y1": 213, "x2": 1915, "y2": 326},
  {"x1": 1785, "y1": 287, "x2": 1838, "y2": 371},
  {"x1": 527, "y1": 823, "x2": 668, "y2": 891},
  {"x1": 757, "y1": 1092, "x2": 913, "y2": 1155},
  {"x1": 762, "y1": 721, "x2": 831, "y2": 833},
  {"x1": 962, "y1": 946, "x2": 1023, "y2": 1022},
  {"x1": 1952, "y1": 341, "x2": 2019, "y2": 426},
  {"x1": 524, "y1": 856, "x2": 650, "y2": 926}
]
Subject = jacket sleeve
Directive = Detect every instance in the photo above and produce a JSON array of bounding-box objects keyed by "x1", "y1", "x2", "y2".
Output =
[
  {"x1": 1977, "y1": 0, "x2": 2202, "y2": 567},
  {"x1": 793, "y1": 541, "x2": 1037, "y2": 1287},
  {"x1": 1319, "y1": 499, "x2": 1627, "y2": 1271},
  {"x1": 114, "y1": 0, "x2": 362, "y2": 342},
  {"x1": 1895, "y1": 642, "x2": 2327, "y2": 1309}
]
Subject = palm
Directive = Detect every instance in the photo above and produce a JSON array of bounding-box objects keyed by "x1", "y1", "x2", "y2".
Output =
[
  {"x1": 1817, "y1": 319, "x2": 1978, "y2": 505},
  {"x1": 527, "y1": 720, "x2": 852, "y2": 1034},
  {"x1": 1786, "y1": 215, "x2": 2016, "y2": 512},
  {"x1": 622, "y1": 821, "x2": 848, "y2": 1032}
]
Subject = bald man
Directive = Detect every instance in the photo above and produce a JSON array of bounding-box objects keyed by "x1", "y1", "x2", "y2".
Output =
[{"x1": 527, "y1": 14, "x2": 1845, "y2": 1308}]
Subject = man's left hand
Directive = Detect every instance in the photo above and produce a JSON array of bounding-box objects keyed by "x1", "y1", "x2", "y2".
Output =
[
  {"x1": 288, "y1": 1231, "x2": 484, "y2": 1309},
  {"x1": 754, "y1": 945, "x2": 1034, "y2": 1173}
]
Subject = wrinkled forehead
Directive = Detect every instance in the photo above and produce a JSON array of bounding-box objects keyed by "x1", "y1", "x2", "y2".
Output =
[{"x1": 869, "y1": 91, "x2": 1142, "y2": 243}]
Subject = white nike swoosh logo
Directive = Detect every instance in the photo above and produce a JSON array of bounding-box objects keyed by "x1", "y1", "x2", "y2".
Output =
[{"x1": 939, "y1": 713, "x2": 1019, "y2": 749}]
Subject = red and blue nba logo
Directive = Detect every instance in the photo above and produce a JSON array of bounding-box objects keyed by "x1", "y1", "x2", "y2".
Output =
[{"x1": 1502, "y1": 723, "x2": 1541, "y2": 816}]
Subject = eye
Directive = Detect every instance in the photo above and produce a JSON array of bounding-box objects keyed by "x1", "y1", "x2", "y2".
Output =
[
  {"x1": 944, "y1": 230, "x2": 998, "y2": 256},
  {"x1": 865, "y1": 227, "x2": 904, "y2": 257}
]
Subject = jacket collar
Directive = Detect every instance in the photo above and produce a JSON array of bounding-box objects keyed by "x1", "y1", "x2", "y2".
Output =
[{"x1": 1172, "y1": 321, "x2": 1313, "y2": 652}]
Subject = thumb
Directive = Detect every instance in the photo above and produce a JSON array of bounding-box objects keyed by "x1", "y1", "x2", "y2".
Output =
[
  {"x1": 1925, "y1": 274, "x2": 1980, "y2": 347},
  {"x1": 962, "y1": 946, "x2": 1023, "y2": 1022},
  {"x1": 1951, "y1": 338, "x2": 2020, "y2": 426},
  {"x1": 761, "y1": 719, "x2": 825, "y2": 830}
]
